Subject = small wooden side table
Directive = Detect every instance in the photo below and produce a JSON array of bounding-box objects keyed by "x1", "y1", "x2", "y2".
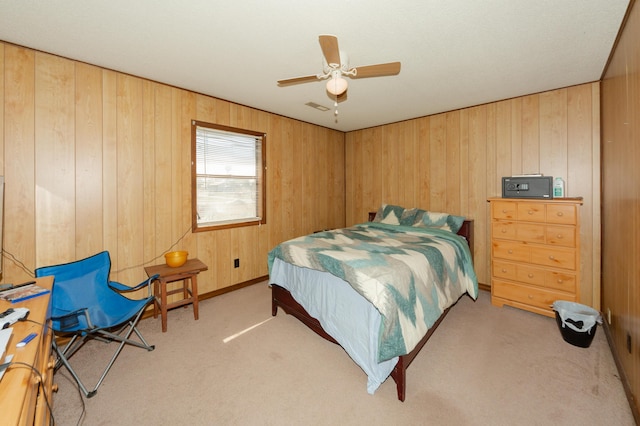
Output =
[{"x1": 144, "y1": 258, "x2": 208, "y2": 332}]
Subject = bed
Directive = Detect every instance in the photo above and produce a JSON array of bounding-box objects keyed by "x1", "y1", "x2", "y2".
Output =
[{"x1": 268, "y1": 205, "x2": 478, "y2": 401}]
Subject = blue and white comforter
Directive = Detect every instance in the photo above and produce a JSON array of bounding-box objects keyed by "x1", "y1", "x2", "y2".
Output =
[{"x1": 268, "y1": 222, "x2": 478, "y2": 362}]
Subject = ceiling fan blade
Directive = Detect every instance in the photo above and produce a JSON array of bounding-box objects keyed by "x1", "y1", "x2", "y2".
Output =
[
  {"x1": 277, "y1": 75, "x2": 319, "y2": 86},
  {"x1": 352, "y1": 62, "x2": 401, "y2": 78},
  {"x1": 319, "y1": 35, "x2": 340, "y2": 68}
]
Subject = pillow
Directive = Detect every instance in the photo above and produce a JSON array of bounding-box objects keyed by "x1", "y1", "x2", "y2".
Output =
[
  {"x1": 413, "y1": 210, "x2": 465, "y2": 233},
  {"x1": 399, "y1": 207, "x2": 419, "y2": 226},
  {"x1": 372, "y1": 204, "x2": 405, "y2": 225}
]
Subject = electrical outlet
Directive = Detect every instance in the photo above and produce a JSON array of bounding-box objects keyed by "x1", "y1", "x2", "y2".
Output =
[{"x1": 234, "y1": 258, "x2": 239, "y2": 268}]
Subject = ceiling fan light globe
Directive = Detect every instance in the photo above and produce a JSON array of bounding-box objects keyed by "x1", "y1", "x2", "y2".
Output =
[{"x1": 326, "y1": 76, "x2": 348, "y2": 96}]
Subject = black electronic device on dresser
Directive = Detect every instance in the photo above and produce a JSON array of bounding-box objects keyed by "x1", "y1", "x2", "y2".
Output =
[{"x1": 502, "y1": 176, "x2": 553, "y2": 199}]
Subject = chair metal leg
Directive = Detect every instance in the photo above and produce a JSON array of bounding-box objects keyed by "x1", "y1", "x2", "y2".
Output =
[{"x1": 52, "y1": 305, "x2": 154, "y2": 398}]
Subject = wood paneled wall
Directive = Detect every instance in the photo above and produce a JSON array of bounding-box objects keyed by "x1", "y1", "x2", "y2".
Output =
[
  {"x1": 601, "y1": 0, "x2": 640, "y2": 417},
  {"x1": 0, "y1": 41, "x2": 345, "y2": 293},
  {"x1": 345, "y1": 83, "x2": 601, "y2": 308}
]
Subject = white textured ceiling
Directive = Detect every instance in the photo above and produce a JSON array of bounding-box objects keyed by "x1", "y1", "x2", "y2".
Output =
[{"x1": 0, "y1": 1, "x2": 630, "y2": 132}]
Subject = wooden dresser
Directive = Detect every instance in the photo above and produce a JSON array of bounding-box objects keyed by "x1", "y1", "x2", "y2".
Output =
[
  {"x1": 488, "y1": 197, "x2": 582, "y2": 317},
  {"x1": 0, "y1": 275, "x2": 55, "y2": 425}
]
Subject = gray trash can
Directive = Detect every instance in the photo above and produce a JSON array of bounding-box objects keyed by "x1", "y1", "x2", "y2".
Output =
[{"x1": 552, "y1": 301, "x2": 602, "y2": 348}]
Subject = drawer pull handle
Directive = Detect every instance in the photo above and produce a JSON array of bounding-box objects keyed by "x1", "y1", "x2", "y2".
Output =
[
  {"x1": 528, "y1": 273, "x2": 534, "y2": 278},
  {"x1": 557, "y1": 212, "x2": 564, "y2": 217},
  {"x1": 528, "y1": 210, "x2": 534, "y2": 215},
  {"x1": 556, "y1": 234, "x2": 563, "y2": 239},
  {"x1": 501, "y1": 229, "x2": 507, "y2": 233},
  {"x1": 549, "y1": 255, "x2": 555, "y2": 260},
  {"x1": 502, "y1": 209, "x2": 507, "y2": 213},
  {"x1": 508, "y1": 249, "x2": 513, "y2": 254},
  {"x1": 501, "y1": 268, "x2": 507, "y2": 273},
  {"x1": 557, "y1": 279, "x2": 564, "y2": 283},
  {"x1": 528, "y1": 294, "x2": 534, "y2": 299}
]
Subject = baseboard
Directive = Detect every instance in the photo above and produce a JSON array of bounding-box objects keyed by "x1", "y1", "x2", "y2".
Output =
[
  {"x1": 141, "y1": 276, "x2": 268, "y2": 320},
  {"x1": 478, "y1": 282, "x2": 491, "y2": 293},
  {"x1": 602, "y1": 320, "x2": 640, "y2": 424}
]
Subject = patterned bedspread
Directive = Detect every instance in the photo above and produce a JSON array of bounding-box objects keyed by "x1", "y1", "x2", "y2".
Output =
[{"x1": 268, "y1": 222, "x2": 478, "y2": 361}]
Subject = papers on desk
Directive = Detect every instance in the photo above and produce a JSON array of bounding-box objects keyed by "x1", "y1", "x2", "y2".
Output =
[
  {"x1": 0, "y1": 327, "x2": 13, "y2": 381},
  {"x1": 0, "y1": 283, "x2": 50, "y2": 303}
]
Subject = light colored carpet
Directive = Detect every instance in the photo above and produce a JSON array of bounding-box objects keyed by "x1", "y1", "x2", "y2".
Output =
[{"x1": 52, "y1": 283, "x2": 635, "y2": 425}]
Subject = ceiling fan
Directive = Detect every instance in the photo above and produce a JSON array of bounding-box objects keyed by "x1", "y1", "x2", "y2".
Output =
[{"x1": 277, "y1": 35, "x2": 401, "y2": 100}]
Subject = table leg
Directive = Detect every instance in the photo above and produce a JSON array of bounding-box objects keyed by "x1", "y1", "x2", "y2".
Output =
[
  {"x1": 191, "y1": 275, "x2": 199, "y2": 321},
  {"x1": 183, "y1": 277, "x2": 189, "y2": 300},
  {"x1": 161, "y1": 280, "x2": 168, "y2": 332},
  {"x1": 153, "y1": 280, "x2": 159, "y2": 319}
]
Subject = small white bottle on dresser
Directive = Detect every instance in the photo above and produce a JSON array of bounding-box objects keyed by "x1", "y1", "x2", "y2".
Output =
[{"x1": 553, "y1": 177, "x2": 565, "y2": 198}]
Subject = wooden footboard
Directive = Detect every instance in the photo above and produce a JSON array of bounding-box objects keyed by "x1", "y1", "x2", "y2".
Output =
[{"x1": 271, "y1": 283, "x2": 448, "y2": 401}]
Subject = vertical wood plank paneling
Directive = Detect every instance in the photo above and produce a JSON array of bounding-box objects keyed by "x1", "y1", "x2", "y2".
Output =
[
  {"x1": 429, "y1": 114, "x2": 446, "y2": 211},
  {"x1": 370, "y1": 127, "x2": 383, "y2": 215},
  {"x1": 34, "y1": 52, "x2": 75, "y2": 267},
  {"x1": 115, "y1": 74, "x2": 144, "y2": 284},
  {"x1": 102, "y1": 70, "x2": 118, "y2": 270},
  {"x1": 495, "y1": 100, "x2": 512, "y2": 193},
  {"x1": 521, "y1": 94, "x2": 540, "y2": 173},
  {"x1": 141, "y1": 80, "x2": 156, "y2": 267},
  {"x1": 510, "y1": 98, "x2": 523, "y2": 175},
  {"x1": 458, "y1": 111, "x2": 469, "y2": 215},
  {"x1": 589, "y1": 82, "x2": 601, "y2": 311},
  {"x1": 539, "y1": 89, "x2": 568, "y2": 179},
  {"x1": 344, "y1": 132, "x2": 355, "y2": 223},
  {"x1": 4, "y1": 45, "x2": 36, "y2": 281},
  {"x1": 266, "y1": 114, "x2": 282, "y2": 251},
  {"x1": 567, "y1": 84, "x2": 594, "y2": 306},
  {"x1": 601, "y1": 0, "x2": 640, "y2": 413},
  {"x1": 0, "y1": 43, "x2": 4, "y2": 172},
  {"x1": 291, "y1": 121, "x2": 304, "y2": 237},
  {"x1": 485, "y1": 103, "x2": 497, "y2": 202},
  {"x1": 357, "y1": 131, "x2": 368, "y2": 219},
  {"x1": 467, "y1": 105, "x2": 488, "y2": 281},
  {"x1": 445, "y1": 112, "x2": 461, "y2": 213},
  {"x1": 180, "y1": 92, "x2": 197, "y2": 261},
  {"x1": 75, "y1": 63, "x2": 104, "y2": 259},
  {"x1": 417, "y1": 117, "x2": 431, "y2": 210},
  {"x1": 301, "y1": 125, "x2": 315, "y2": 230},
  {"x1": 383, "y1": 124, "x2": 400, "y2": 204},
  {"x1": 400, "y1": 122, "x2": 416, "y2": 205}
]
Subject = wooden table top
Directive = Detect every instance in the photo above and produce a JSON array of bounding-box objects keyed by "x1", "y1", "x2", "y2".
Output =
[
  {"x1": 144, "y1": 258, "x2": 208, "y2": 280},
  {"x1": 0, "y1": 275, "x2": 53, "y2": 425}
]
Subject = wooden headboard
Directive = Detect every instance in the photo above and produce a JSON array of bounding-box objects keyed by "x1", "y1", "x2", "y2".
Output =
[{"x1": 367, "y1": 211, "x2": 474, "y2": 259}]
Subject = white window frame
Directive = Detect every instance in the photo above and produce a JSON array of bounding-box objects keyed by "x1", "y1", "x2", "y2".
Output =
[{"x1": 191, "y1": 120, "x2": 266, "y2": 232}]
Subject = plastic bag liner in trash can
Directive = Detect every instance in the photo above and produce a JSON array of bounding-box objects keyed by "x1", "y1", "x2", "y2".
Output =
[{"x1": 552, "y1": 301, "x2": 602, "y2": 348}]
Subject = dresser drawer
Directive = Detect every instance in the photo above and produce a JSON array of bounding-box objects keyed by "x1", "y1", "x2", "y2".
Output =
[
  {"x1": 546, "y1": 225, "x2": 576, "y2": 247},
  {"x1": 492, "y1": 241, "x2": 530, "y2": 263},
  {"x1": 515, "y1": 264, "x2": 546, "y2": 286},
  {"x1": 492, "y1": 221, "x2": 517, "y2": 240},
  {"x1": 530, "y1": 246, "x2": 576, "y2": 270},
  {"x1": 546, "y1": 203, "x2": 577, "y2": 225},
  {"x1": 545, "y1": 270, "x2": 577, "y2": 293},
  {"x1": 492, "y1": 260, "x2": 517, "y2": 280},
  {"x1": 517, "y1": 202, "x2": 545, "y2": 222},
  {"x1": 492, "y1": 279, "x2": 576, "y2": 311},
  {"x1": 492, "y1": 201, "x2": 517, "y2": 220}
]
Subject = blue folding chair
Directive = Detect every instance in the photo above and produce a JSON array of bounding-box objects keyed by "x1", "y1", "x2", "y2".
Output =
[{"x1": 35, "y1": 251, "x2": 158, "y2": 398}]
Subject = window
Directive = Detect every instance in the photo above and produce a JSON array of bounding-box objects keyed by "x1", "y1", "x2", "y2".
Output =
[{"x1": 192, "y1": 120, "x2": 266, "y2": 231}]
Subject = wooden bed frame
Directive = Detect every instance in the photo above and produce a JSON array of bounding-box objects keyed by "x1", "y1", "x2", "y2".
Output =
[{"x1": 271, "y1": 216, "x2": 474, "y2": 401}]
